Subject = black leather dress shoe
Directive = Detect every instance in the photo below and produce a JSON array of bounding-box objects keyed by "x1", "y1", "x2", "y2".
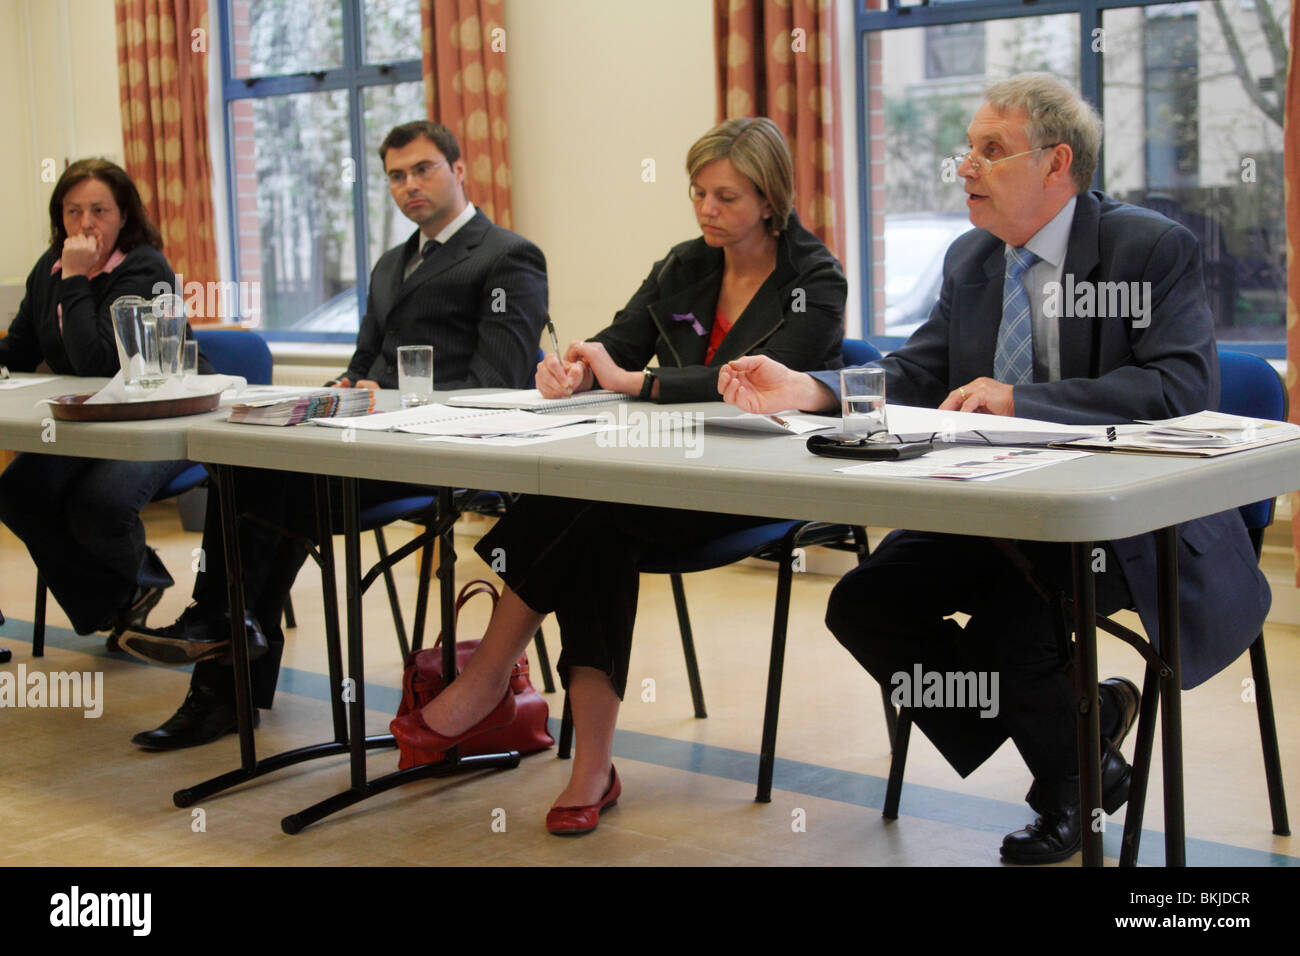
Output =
[
  {"x1": 120, "y1": 605, "x2": 268, "y2": 666},
  {"x1": 131, "y1": 684, "x2": 259, "y2": 751},
  {"x1": 1002, "y1": 746, "x2": 1133, "y2": 865},
  {"x1": 1100, "y1": 676, "x2": 1140, "y2": 750},
  {"x1": 105, "y1": 583, "x2": 168, "y2": 654}
]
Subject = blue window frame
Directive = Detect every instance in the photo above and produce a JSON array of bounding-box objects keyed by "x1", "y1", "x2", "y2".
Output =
[
  {"x1": 216, "y1": 0, "x2": 423, "y2": 342},
  {"x1": 854, "y1": 0, "x2": 1290, "y2": 355}
]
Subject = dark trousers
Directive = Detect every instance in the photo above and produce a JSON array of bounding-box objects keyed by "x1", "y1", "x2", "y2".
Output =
[
  {"x1": 825, "y1": 530, "x2": 1133, "y2": 809},
  {"x1": 189, "y1": 466, "x2": 424, "y2": 708},
  {"x1": 475, "y1": 495, "x2": 771, "y2": 699},
  {"x1": 0, "y1": 453, "x2": 187, "y2": 634}
]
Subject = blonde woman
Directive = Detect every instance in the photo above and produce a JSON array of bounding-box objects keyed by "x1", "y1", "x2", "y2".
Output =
[{"x1": 391, "y1": 118, "x2": 846, "y2": 833}]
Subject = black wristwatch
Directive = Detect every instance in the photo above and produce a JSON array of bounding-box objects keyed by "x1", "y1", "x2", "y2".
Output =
[{"x1": 638, "y1": 367, "x2": 656, "y2": 400}]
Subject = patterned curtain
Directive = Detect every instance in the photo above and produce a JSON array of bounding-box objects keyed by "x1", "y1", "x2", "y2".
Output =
[
  {"x1": 114, "y1": 0, "x2": 218, "y2": 300},
  {"x1": 1287, "y1": 0, "x2": 1299, "y2": 585},
  {"x1": 714, "y1": 0, "x2": 844, "y2": 259},
  {"x1": 420, "y1": 0, "x2": 513, "y2": 228}
]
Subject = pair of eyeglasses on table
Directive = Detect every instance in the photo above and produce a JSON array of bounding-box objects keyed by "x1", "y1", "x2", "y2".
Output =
[{"x1": 806, "y1": 431, "x2": 937, "y2": 460}]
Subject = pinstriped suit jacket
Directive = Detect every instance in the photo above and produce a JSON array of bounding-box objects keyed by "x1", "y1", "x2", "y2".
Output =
[{"x1": 344, "y1": 208, "x2": 548, "y2": 389}]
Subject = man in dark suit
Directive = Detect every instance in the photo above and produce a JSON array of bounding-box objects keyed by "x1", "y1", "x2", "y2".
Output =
[
  {"x1": 718, "y1": 73, "x2": 1270, "y2": 863},
  {"x1": 123, "y1": 121, "x2": 548, "y2": 749}
]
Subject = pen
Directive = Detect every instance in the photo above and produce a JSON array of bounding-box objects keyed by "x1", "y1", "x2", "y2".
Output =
[
  {"x1": 545, "y1": 315, "x2": 571, "y2": 398},
  {"x1": 768, "y1": 414, "x2": 791, "y2": 429}
]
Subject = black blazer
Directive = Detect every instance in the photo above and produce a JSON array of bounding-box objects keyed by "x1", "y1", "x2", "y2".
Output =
[
  {"x1": 0, "y1": 244, "x2": 177, "y2": 376},
  {"x1": 591, "y1": 212, "x2": 846, "y2": 403},
  {"x1": 344, "y1": 209, "x2": 548, "y2": 389}
]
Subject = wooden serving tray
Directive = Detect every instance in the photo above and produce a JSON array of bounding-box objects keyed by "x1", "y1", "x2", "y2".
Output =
[{"x1": 47, "y1": 391, "x2": 221, "y2": 422}]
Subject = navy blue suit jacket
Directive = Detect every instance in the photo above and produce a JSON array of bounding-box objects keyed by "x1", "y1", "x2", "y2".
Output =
[{"x1": 814, "y1": 190, "x2": 1270, "y2": 688}]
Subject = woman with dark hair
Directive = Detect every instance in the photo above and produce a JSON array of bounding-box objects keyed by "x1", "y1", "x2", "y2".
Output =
[
  {"x1": 390, "y1": 118, "x2": 847, "y2": 834},
  {"x1": 0, "y1": 158, "x2": 197, "y2": 639}
]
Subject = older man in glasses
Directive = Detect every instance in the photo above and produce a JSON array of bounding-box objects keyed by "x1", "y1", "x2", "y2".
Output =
[{"x1": 719, "y1": 73, "x2": 1269, "y2": 864}]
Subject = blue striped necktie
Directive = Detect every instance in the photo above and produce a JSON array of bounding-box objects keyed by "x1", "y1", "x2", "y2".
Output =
[{"x1": 994, "y1": 245, "x2": 1040, "y2": 385}]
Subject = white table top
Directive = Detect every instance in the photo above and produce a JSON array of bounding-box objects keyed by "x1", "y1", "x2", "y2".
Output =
[
  {"x1": 6, "y1": 377, "x2": 1299, "y2": 543},
  {"x1": 0, "y1": 374, "x2": 220, "y2": 461},
  {"x1": 530, "y1": 403, "x2": 1300, "y2": 541}
]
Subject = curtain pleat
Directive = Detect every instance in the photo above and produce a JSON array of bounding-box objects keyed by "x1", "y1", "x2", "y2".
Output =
[
  {"x1": 420, "y1": 0, "x2": 512, "y2": 228},
  {"x1": 1286, "y1": 0, "x2": 1299, "y2": 584},
  {"x1": 714, "y1": 0, "x2": 843, "y2": 259},
  {"x1": 115, "y1": 0, "x2": 218, "y2": 303}
]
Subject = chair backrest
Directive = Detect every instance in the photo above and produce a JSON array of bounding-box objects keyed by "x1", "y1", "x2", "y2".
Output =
[
  {"x1": 1217, "y1": 348, "x2": 1288, "y2": 531},
  {"x1": 530, "y1": 346, "x2": 543, "y2": 389},
  {"x1": 194, "y1": 329, "x2": 274, "y2": 385},
  {"x1": 841, "y1": 338, "x2": 882, "y2": 366}
]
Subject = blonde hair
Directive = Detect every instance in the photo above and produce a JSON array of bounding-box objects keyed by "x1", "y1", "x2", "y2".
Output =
[
  {"x1": 686, "y1": 117, "x2": 794, "y2": 235},
  {"x1": 984, "y1": 73, "x2": 1102, "y2": 194}
]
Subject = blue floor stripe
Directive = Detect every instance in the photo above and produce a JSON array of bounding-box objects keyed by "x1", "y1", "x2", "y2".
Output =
[{"x1": 5, "y1": 619, "x2": 1295, "y2": 866}]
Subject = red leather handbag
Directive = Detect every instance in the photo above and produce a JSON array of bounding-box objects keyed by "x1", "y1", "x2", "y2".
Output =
[{"x1": 395, "y1": 579, "x2": 553, "y2": 768}]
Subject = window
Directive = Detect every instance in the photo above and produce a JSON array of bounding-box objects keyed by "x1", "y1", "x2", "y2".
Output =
[
  {"x1": 219, "y1": 0, "x2": 423, "y2": 337},
  {"x1": 856, "y1": 0, "x2": 1291, "y2": 350}
]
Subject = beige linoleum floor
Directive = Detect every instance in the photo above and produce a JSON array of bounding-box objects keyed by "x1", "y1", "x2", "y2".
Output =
[{"x1": 1, "y1": 500, "x2": 1296, "y2": 867}]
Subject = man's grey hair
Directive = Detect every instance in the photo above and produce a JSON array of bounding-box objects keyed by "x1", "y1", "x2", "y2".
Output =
[{"x1": 984, "y1": 73, "x2": 1102, "y2": 194}]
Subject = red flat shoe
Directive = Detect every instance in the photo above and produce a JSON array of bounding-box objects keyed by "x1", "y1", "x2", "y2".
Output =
[
  {"x1": 546, "y1": 766, "x2": 621, "y2": 835},
  {"x1": 389, "y1": 688, "x2": 516, "y2": 753}
]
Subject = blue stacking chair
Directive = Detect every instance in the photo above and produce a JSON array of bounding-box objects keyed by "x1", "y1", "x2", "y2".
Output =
[
  {"x1": 880, "y1": 347, "x2": 1290, "y2": 863},
  {"x1": 32, "y1": 329, "x2": 277, "y2": 656},
  {"x1": 557, "y1": 339, "x2": 882, "y2": 801}
]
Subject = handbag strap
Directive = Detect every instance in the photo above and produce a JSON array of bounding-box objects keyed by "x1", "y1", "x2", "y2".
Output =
[{"x1": 433, "y1": 579, "x2": 500, "y2": 648}]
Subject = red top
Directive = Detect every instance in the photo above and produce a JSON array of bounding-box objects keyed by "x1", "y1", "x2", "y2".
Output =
[{"x1": 705, "y1": 305, "x2": 732, "y2": 364}]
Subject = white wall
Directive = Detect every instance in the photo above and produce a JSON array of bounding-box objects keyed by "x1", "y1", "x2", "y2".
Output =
[
  {"x1": 504, "y1": 0, "x2": 715, "y2": 344},
  {"x1": 0, "y1": 0, "x2": 124, "y2": 286}
]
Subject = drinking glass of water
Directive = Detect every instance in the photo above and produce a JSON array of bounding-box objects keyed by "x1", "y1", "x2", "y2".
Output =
[
  {"x1": 839, "y1": 367, "x2": 887, "y2": 439},
  {"x1": 397, "y1": 345, "x2": 434, "y2": 407}
]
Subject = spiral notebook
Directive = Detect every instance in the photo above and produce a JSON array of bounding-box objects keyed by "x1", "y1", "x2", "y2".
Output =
[{"x1": 444, "y1": 388, "x2": 630, "y2": 411}]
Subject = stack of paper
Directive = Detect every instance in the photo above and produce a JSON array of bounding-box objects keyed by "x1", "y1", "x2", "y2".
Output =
[
  {"x1": 311, "y1": 402, "x2": 595, "y2": 437},
  {"x1": 445, "y1": 389, "x2": 629, "y2": 411},
  {"x1": 1054, "y1": 411, "x2": 1300, "y2": 456},
  {"x1": 228, "y1": 388, "x2": 376, "y2": 426}
]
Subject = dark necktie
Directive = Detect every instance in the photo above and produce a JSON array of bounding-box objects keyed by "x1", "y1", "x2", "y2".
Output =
[{"x1": 405, "y1": 239, "x2": 440, "y2": 280}]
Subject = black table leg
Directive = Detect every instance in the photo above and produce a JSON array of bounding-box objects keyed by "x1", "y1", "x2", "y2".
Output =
[
  {"x1": 1072, "y1": 541, "x2": 1103, "y2": 866},
  {"x1": 279, "y1": 483, "x2": 519, "y2": 834},
  {"x1": 1155, "y1": 526, "x2": 1185, "y2": 866}
]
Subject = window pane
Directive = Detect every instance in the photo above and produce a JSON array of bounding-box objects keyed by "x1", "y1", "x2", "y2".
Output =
[
  {"x1": 364, "y1": 0, "x2": 422, "y2": 64},
  {"x1": 362, "y1": 82, "x2": 428, "y2": 273},
  {"x1": 230, "y1": 90, "x2": 356, "y2": 331},
  {"x1": 231, "y1": 0, "x2": 343, "y2": 79},
  {"x1": 863, "y1": 15, "x2": 1079, "y2": 335},
  {"x1": 1102, "y1": 2, "x2": 1288, "y2": 343}
]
